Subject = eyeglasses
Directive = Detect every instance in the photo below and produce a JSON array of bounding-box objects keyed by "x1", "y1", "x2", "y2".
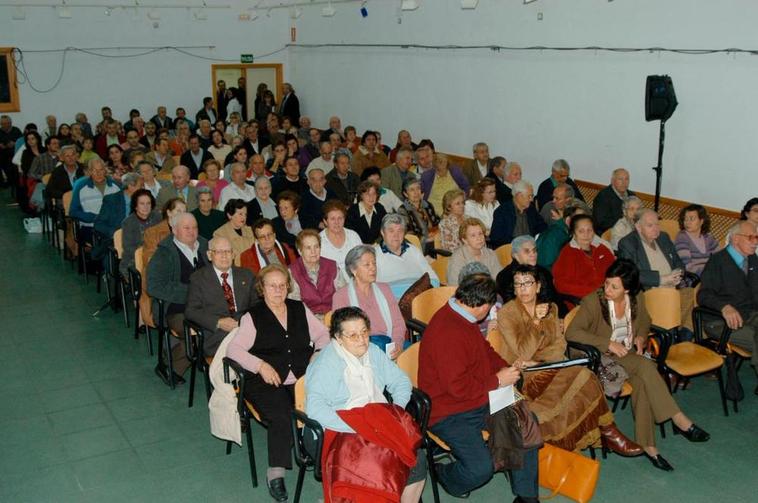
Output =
[
  {"x1": 514, "y1": 280, "x2": 536, "y2": 289},
  {"x1": 257, "y1": 232, "x2": 275, "y2": 240},
  {"x1": 210, "y1": 249, "x2": 233, "y2": 256},
  {"x1": 736, "y1": 233, "x2": 758, "y2": 243},
  {"x1": 341, "y1": 329, "x2": 370, "y2": 341}
]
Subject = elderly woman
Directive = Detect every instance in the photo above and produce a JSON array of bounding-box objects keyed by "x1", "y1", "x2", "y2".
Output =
[
  {"x1": 438, "y1": 189, "x2": 467, "y2": 252},
  {"x1": 496, "y1": 235, "x2": 559, "y2": 306},
  {"x1": 196, "y1": 159, "x2": 228, "y2": 204},
  {"x1": 610, "y1": 195, "x2": 643, "y2": 250},
  {"x1": 674, "y1": 204, "x2": 719, "y2": 276},
  {"x1": 465, "y1": 178, "x2": 500, "y2": 235},
  {"x1": 192, "y1": 187, "x2": 226, "y2": 240},
  {"x1": 553, "y1": 214, "x2": 615, "y2": 301},
  {"x1": 305, "y1": 307, "x2": 425, "y2": 502},
  {"x1": 289, "y1": 229, "x2": 345, "y2": 317},
  {"x1": 375, "y1": 213, "x2": 439, "y2": 298},
  {"x1": 496, "y1": 264, "x2": 641, "y2": 455},
  {"x1": 447, "y1": 218, "x2": 502, "y2": 286},
  {"x1": 351, "y1": 130, "x2": 391, "y2": 178},
  {"x1": 361, "y1": 167, "x2": 403, "y2": 213},
  {"x1": 272, "y1": 191, "x2": 306, "y2": 249},
  {"x1": 120, "y1": 188, "x2": 161, "y2": 276},
  {"x1": 346, "y1": 181, "x2": 388, "y2": 244},
  {"x1": 246, "y1": 176, "x2": 278, "y2": 224},
  {"x1": 213, "y1": 199, "x2": 255, "y2": 266},
  {"x1": 333, "y1": 245, "x2": 406, "y2": 358},
  {"x1": 138, "y1": 161, "x2": 163, "y2": 199},
  {"x1": 320, "y1": 199, "x2": 363, "y2": 280},
  {"x1": 566, "y1": 259, "x2": 710, "y2": 471},
  {"x1": 226, "y1": 264, "x2": 330, "y2": 501},
  {"x1": 240, "y1": 217, "x2": 298, "y2": 276},
  {"x1": 397, "y1": 178, "x2": 439, "y2": 251}
]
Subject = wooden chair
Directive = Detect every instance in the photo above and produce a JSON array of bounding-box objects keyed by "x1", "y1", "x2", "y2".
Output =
[
  {"x1": 130, "y1": 247, "x2": 154, "y2": 354},
  {"x1": 495, "y1": 244, "x2": 513, "y2": 267},
  {"x1": 323, "y1": 310, "x2": 332, "y2": 329},
  {"x1": 601, "y1": 228, "x2": 612, "y2": 244},
  {"x1": 410, "y1": 286, "x2": 457, "y2": 326},
  {"x1": 198, "y1": 172, "x2": 208, "y2": 181},
  {"x1": 644, "y1": 288, "x2": 728, "y2": 417},
  {"x1": 658, "y1": 219, "x2": 680, "y2": 242},
  {"x1": 184, "y1": 319, "x2": 213, "y2": 408},
  {"x1": 404, "y1": 233, "x2": 422, "y2": 251},
  {"x1": 485, "y1": 328, "x2": 504, "y2": 355},
  {"x1": 430, "y1": 256, "x2": 449, "y2": 286},
  {"x1": 291, "y1": 376, "x2": 324, "y2": 503}
]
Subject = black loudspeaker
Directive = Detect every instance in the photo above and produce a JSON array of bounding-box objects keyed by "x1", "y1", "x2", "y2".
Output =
[{"x1": 645, "y1": 75, "x2": 678, "y2": 122}]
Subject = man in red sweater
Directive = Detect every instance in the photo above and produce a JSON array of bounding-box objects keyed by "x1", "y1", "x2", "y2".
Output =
[{"x1": 419, "y1": 273, "x2": 539, "y2": 503}]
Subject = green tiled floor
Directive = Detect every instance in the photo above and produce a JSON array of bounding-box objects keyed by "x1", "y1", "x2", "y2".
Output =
[{"x1": 0, "y1": 195, "x2": 756, "y2": 502}]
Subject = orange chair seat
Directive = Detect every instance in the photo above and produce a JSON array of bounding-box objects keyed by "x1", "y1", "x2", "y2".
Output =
[
  {"x1": 245, "y1": 400, "x2": 263, "y2": 422},
  {"x1": 666, "y1": 342, "x2": 723, "y2": 376},
  {"x1": 727, "y1": 343, "x2": 752, "y2": 359},
  {"x1": 620, "y1": 381, "x2": 633, "y2": 397},
  {"x1": 205, "y1": 356, "x2": 214, "y2": 366}
]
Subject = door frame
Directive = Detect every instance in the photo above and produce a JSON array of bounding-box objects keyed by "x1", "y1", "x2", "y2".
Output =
[{"x1": 210, "y1": 63, "x2": 283, "y2": 114}]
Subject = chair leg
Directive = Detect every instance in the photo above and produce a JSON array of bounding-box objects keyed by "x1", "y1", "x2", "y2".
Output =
[
  {"x1": 226, "y1": 440, "x2": 233, "y2": 455},
  {"x1": 203, "y1": 365, "x2": 213, "y2": 401},
  {"x1": 425, "y1": 440, "x2": 441, "y2": 503},
  {"x1": 659, "y1": 421, "x2": 666, "y2": 439},
  {"x1": 245, "y1": 419, "x2": 258, "y2": 488},
  {"x1": 588, "y1": 446, "x2": 596, "y2": 460},
  {"x1": 146, "y1": 326, "x2": 153, "y2": 356},
  {"x1": 164, "y1": 330, "x2": 175, "y2": 389},
  {"x1": 621, "y1": 395, "x2": 630, "y2": 410},
  {"x1": 120, "y1": 280, "x2": 130, "y2": 328},
  {"x1": 611, "y1": 394, "x2": 621, "y2": 412},
  {"x1": 188, "y1": 356, "x2": 197, "y2": 408},
  {"x1": 293, "y1": 465, "x2": 306, "y2": 503},
  {"x1": 715, "y1": 366, "x2": 729, "y2": 417}
]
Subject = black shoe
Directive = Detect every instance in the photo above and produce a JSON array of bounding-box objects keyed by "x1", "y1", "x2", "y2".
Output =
[
  {"x1": 645, "y1": 453, "x2": 674, "y2": 472},
  {"x1": 434, "y1": 463, "x2": 469, "y2": 498},
  {"x1": 154, "y1": 364, "x2": 170, "y2": 385},
  {"x1": 673, "y1": 423, "x2": 710, "y2": 442},
  {"x1": 171, "y1": 371, "x2": 186, "y2": 385},
  {"x1": 267, "y1": 477, "x2": 287, "y2": 502}
]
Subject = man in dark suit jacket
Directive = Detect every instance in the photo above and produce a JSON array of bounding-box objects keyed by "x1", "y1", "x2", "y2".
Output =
[
  {"x1": 156, "y1": 165, "x2": 199, "y2": 212},
  {"x1": 185, "y1": 235, "x2": 258, "y2": 355},
  {"x1": 325, "y1": 153, "x2": 359, "y2": 206},
  {"x1": 698, "y1": 221, "x2": 758, "y2": 375},
  {"x1": 150, "y1": 106, "x2": 173, "y2": 131},
  {"x1": 180, "y1": 135, "x2": 213, "y2": 179},
  {"x1": 216, "y1": 80, "x2": 229, "y2": 122},
  {"x1": 535, "y1": 159, "x2": 585, "y2": 210},
  {"x1": 489, "y1": 181, "x2": 547, "y2": 248},
  {"x1": 485, "y1": 158, "x2": 521, "y2": 205},
  {"x1": 46, "y1": 145, "x2": 84, "y2": 201},
  {"x1": 278, "y1": 83, "x2": 300, "y2": 124},
  {"x1": 300, "y1": 167, "x2": 337, "y2": 229},
  {"x1": 593, "y1": 168, "x2": 634, "y2": 235},
  {"x1": 195, "y1": 97, "x2": 218, "y2": 125}
]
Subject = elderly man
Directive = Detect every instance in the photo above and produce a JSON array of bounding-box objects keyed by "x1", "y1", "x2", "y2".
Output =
[
  {"x1": 151, "y1": 106, "x2": 173, "y2": 130},
  {"x1": 300, "y1": 167, "x2": 336, "y2": 230},
  {"x1": 43, "y1": 114, "x2": 58, "y2": 140},
  {"x1": 381, "y1": 146, "x2": 418, "y2": 199},
  {"x1": 535, "y1": 204, "x2": 587, "y2": 271},
  {"x1": 94, "y1": 172, "x2": 143, "y2": 239},
  {"x1": 242, "y1": 121, "x2": 268, "y2": 157},
  {"x1": 273, "y1": 157, "x2": 308, "y2": 198},
  {"x1": 326, "y1": 152, "x2": 359, "y2": 206},
  {"x1": 156, "y1": 165, "x2": 198, "y2": 212},
  {"x1": 173, "y1": 107, "x2": 196, "y2": 131},
  {"x1": 185, "y1": 236, "x2": 258, "y2": 356},
  {"x1": 329, "y1": 131, "x2": 352, "y2": 161},
  {"x1": 192, "y1": 187, "x2": 226, "y2": 240},
  {"x1": 240, "y1": 218, "x2": 297, "y2": 273},
  {"x1": 698, "y1": 221, "x2": 758, "y2": 390},
  {"x1": 539, "y1": 183, "x2": 591, "y2": 225},
  {"x1": 490, "y1": 180, "x2": 547, "y2": 248},
  {"x1": 302, "y1": 127, "x2": 322, "y2": 163},
  {"x1": 218, "y1": 162, "x2": 256, "y2": 210},
  {"x1": 297, "y1": 116, "x2": 312, "y2": 143},
  {"x1": 180, "y1": 134, "x2": 213, "y2": 179},
  {"x1": 374, "y1": 213, "x2": 439, "y2": 299},
  {"x1": 462, "y1": 142, "x2": 490, "y2": 186},
  {"x1": 195, "y1": 120, "x2": 213, "y2": 150},
  {"x1": 535, "y1": 159, "x2": 585, "y2": 210},
  {"x1": 95, "y1": 119, "x2": 125, "y2": 159},
  {"x1": 618, "y1": 208, "x2": 694, "y2": 333},
  {"x1": 146, "y1": 138, "x2": 176, "y2": 177},
  {"x1": 320, "y1": 115, "x2": 343, "y2": 142},
  {"x1": 487, "y1": 160, "x2": 521, "y2": 204},
  {"x1": 278, "y1": 82, "x2": 300, "y2": 124},
  {"x1": 418, "y1": 273, "x2": 538, "y2": 502},
  {"x1": 389, "y1": 129, "x2": 417, "y2": 162},
  {"x1": 147, "y1": 212, "x2": 209, "y2": 385},
  {"x1": 306, "y1": 141, "x2": 334, "y2": 175},
  {"x1": 46, "y1": 145, "x2": 84, "y2": 201},
  {"x1": 593, "y1": 168, "x2": 635, "y2": 235},
  {"x1": 70, "y1": 159, "x2": 121, "y2": 243}
]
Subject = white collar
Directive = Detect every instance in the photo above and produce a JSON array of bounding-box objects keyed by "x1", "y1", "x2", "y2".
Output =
[
  {"x1": 173, "y1": 238, "x2": 200, "y2": 263},
  {"x1": 358, "y1": 202, "x2": 376, "y2": 218}
]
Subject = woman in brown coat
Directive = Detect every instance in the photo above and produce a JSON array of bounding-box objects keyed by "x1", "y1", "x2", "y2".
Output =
[
  {"x1": 496, "y1": 264, "x2": 640, "y2": 456},
  {"x1": 566, "y1": 258, "x2": 710, "y2": 471}
]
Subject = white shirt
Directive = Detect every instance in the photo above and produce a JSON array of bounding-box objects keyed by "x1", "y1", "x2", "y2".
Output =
[
  {"x1": 374, "y1": 243, "x2": 439, "y2": 286},
  {"x1": 358, "y1": 202, "x2": 377, "y2": 226},
  {"x1": 218, "y1": 182, "x2": 256, "y2": 210},
  {"x1": 379, "y1": 189, "x2": 403, "y2": 213},
  {"x1": 477, "y1": 161, "x2": 488, "y2": 178},
  {"x1": 320, "y1": 228, "x2": 363, "y2": 277},
  {"x1": 214, "y1": 266, "x2": 236, "y2": 310},
  {"x1": 464, "y1": 200, "x2": 500, "y2": 231},
  {"x1": 306, "y1": 156, "x2": 334, "y2": 175},
  {"x1": 174, "y1": 238, "x2": 200, "y2": 265}
]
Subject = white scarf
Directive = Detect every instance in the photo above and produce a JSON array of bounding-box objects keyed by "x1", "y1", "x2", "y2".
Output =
[
  {"x1": 347, "y1": 279, "x2": 393, "y2": 337},
  {"x1": 608, "y1": 294, "x2": 633, "y2": 349},
  {"x1": 333, "y1": 340, "x2": 387, "y2": 410}
]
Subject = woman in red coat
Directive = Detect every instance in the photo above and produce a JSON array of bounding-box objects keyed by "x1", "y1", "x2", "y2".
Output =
[{"x1": 553, "y1": 214, "x2": 615, "y2": 299}]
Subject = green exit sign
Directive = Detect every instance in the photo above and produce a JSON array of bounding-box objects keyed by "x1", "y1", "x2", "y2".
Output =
[{"x1": 241, "y1": 54, "x2": 254, "y2": 63}]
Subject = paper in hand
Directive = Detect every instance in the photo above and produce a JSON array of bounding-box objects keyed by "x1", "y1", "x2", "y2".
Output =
[{"x1": 488, "y1": 385, "x2": 516, "y2": 415}]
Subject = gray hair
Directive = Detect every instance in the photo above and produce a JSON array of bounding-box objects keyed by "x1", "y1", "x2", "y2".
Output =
[
  {"x1": 381, "y1": 212, "x2": 407, "y2": 231},
  {"x1": 511, "y1": 235, "x2": 536, "y2": 255},
  {"x1": 254, "y1": 176, "x2": 272, "y2": 189},
  {"x1": 458, "y1": 261, "x2": 491, "y2": 285},
  {"x1": 472, "y1": 142, "x2": 488, "y2": 153},
  {"x1": 633, "y1": 207, "x2": 658, "y2": 224},
  {"x1": 230, "y1": 162, "x2": 246, "y2": 174},
  {"x1": 307, "y1": 167, "x2": 325, "y2": 179},
  {"x1": 88, "y1": 157, "x2": 105, "y2": 172},
  {"x1": 60, "y1": 144, "x2": 78, "y2": 156},
  {"x1": 169, "y1": 211, "x2": 196, "y2": 229},
  {"x1": 554, "y1": 183, "x2": 574, "y2": 198},
  {"x1": 622, "y1": 195, "x2": 643, "y2": 211},
  {"x1": 552, "y1": 159, "x2": 570, "y2": 173},
  {"x1": 402, "y1": 177, "x2": 421, "y2": 193},
  {"x1": 197, "y1": 186, "x2": 213, "y2": 196},
  {"x1": 344, "y1": 245, "x2": 376, "y2": 278},
  {"x1": 172, "y1": 164, "x2": 191, "y2": 177},
  {"x1": 208, "y1": 236, "x2": 231, "y2": 251},
  {"x1": 334, "y1": 152, "x2": 350, "y2": 164},
  {"x1": 122, "y1": 172, "x2": 141, "y2": 188},
  {"x1": 504, "y1": 161, "x2": 520, "y2": 176},
  {"x1": 512, "y1": 180, "x2": 533, "y2": 196},
  {"x1": 727, "y1": 221, "x2": 757, "y2": 245}
]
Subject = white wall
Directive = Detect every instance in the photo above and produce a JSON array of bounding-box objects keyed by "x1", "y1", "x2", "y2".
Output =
[
  {"x1": 4, "y1": 4, "x2": 290, "y2": 128},
  {"x1": 288, "y1": 0, "x2": 758, "y2": 210}
]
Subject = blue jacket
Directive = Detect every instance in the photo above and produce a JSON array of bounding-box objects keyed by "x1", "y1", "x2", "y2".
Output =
[
  {"x1": 69, "y1": 176, "x2": 121, "y2": 225},
  {"x1": 94, "y1": 191, "x2": 130, "y2": 238},
  {"x1": 490, "y1": 200, "x2": 547, "y2": 248},
  {"x1": 305, "y1": 342, "x2": 411, "y2": 433}
]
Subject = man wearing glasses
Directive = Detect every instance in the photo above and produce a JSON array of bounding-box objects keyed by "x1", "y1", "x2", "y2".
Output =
[
  {"x1": 698, "y1": 220, "x2": 758, "y2": 394},
  {"x1": 185, "y1": 236, "x2": 258, "y2": 357}
]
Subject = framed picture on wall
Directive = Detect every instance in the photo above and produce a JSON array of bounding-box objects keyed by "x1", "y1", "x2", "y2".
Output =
[{"x1": 0, "y1": 48, "x2": 21, "y2": 113}]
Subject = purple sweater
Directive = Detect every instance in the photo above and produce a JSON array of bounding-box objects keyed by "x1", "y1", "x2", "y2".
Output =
[{"x1": 674, "y1": 230, "x2": 719, "y2": 276}]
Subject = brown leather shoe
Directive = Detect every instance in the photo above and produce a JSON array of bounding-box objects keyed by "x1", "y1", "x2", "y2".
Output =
[{"x1": 600, "y1": 423, "x2": 644, "y2": 457}]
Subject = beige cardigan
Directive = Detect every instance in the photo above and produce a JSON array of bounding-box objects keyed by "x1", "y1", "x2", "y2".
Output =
[
  {"x1": 446, "y1": 245, "x2": 502, "y2": 286},
  {"x1": 213, "y1": 222, "x2": 255, "y2": 267}
]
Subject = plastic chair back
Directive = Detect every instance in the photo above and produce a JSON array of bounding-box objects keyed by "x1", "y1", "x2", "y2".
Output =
[
  {"x1": 396, "y1": 342, "x2": 420, "y2": 387},
  {"x1": 601, "y1": 229, "x2": 612, "y2": 243},
  {"x1": 644, "y1": 287, "x2": 681, "y2": 330},
  {"x1": 405, "y1": 233, "x2": 422, "y2": 251},
  {"x1": 62, "y1": 191, "x2": 73, "y2": 216},
  {"x1": 323, "y1": 310, "x2": 332, "y2": 329},
  {"x1": 431, "y1": 256, "x2": 449, "y2": 285},
  {"x1": 134, "y1": 246, "x2": 144, "y2": 272},
  {"x1": 659, "y1": 219, "x2": 680, "y2": 242},
  {"x1": 41, "y1": 173, "x2": 52, "y2": 185},
  {"x1": 486, "y1": 329, "x2": 504, "y2": 356},
  {"x1": 113, "y1": 229, "x2": 124, "y2": 259},
  {"x1": 411, "y1": 286, "x2": 457, "y2": 325},
  {"x1": 495, "y1": 244, "x2": 513, "y2": 267},
  {"x1": 564, "y1": 306, "x2": 581, "y2": 333},
  {"x1": 294, "y1": 376, "x2": 306, "y2": 412}
]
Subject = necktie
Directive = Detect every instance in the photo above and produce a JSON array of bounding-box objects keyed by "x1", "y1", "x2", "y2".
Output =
[{"x1": 220, "y1": 272, "x2": 236, "y2": 314}]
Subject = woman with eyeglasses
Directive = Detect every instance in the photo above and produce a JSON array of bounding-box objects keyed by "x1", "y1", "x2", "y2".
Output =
[
  {"x1": 305, "y1": 306, "x2": 426, "y2": 502},
  {"x1": 227, "y1": 263, "x2": 330, "y2": 502},
  {"x1": 495, "y1": 264, "x2": 641, "y2": 456}
]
